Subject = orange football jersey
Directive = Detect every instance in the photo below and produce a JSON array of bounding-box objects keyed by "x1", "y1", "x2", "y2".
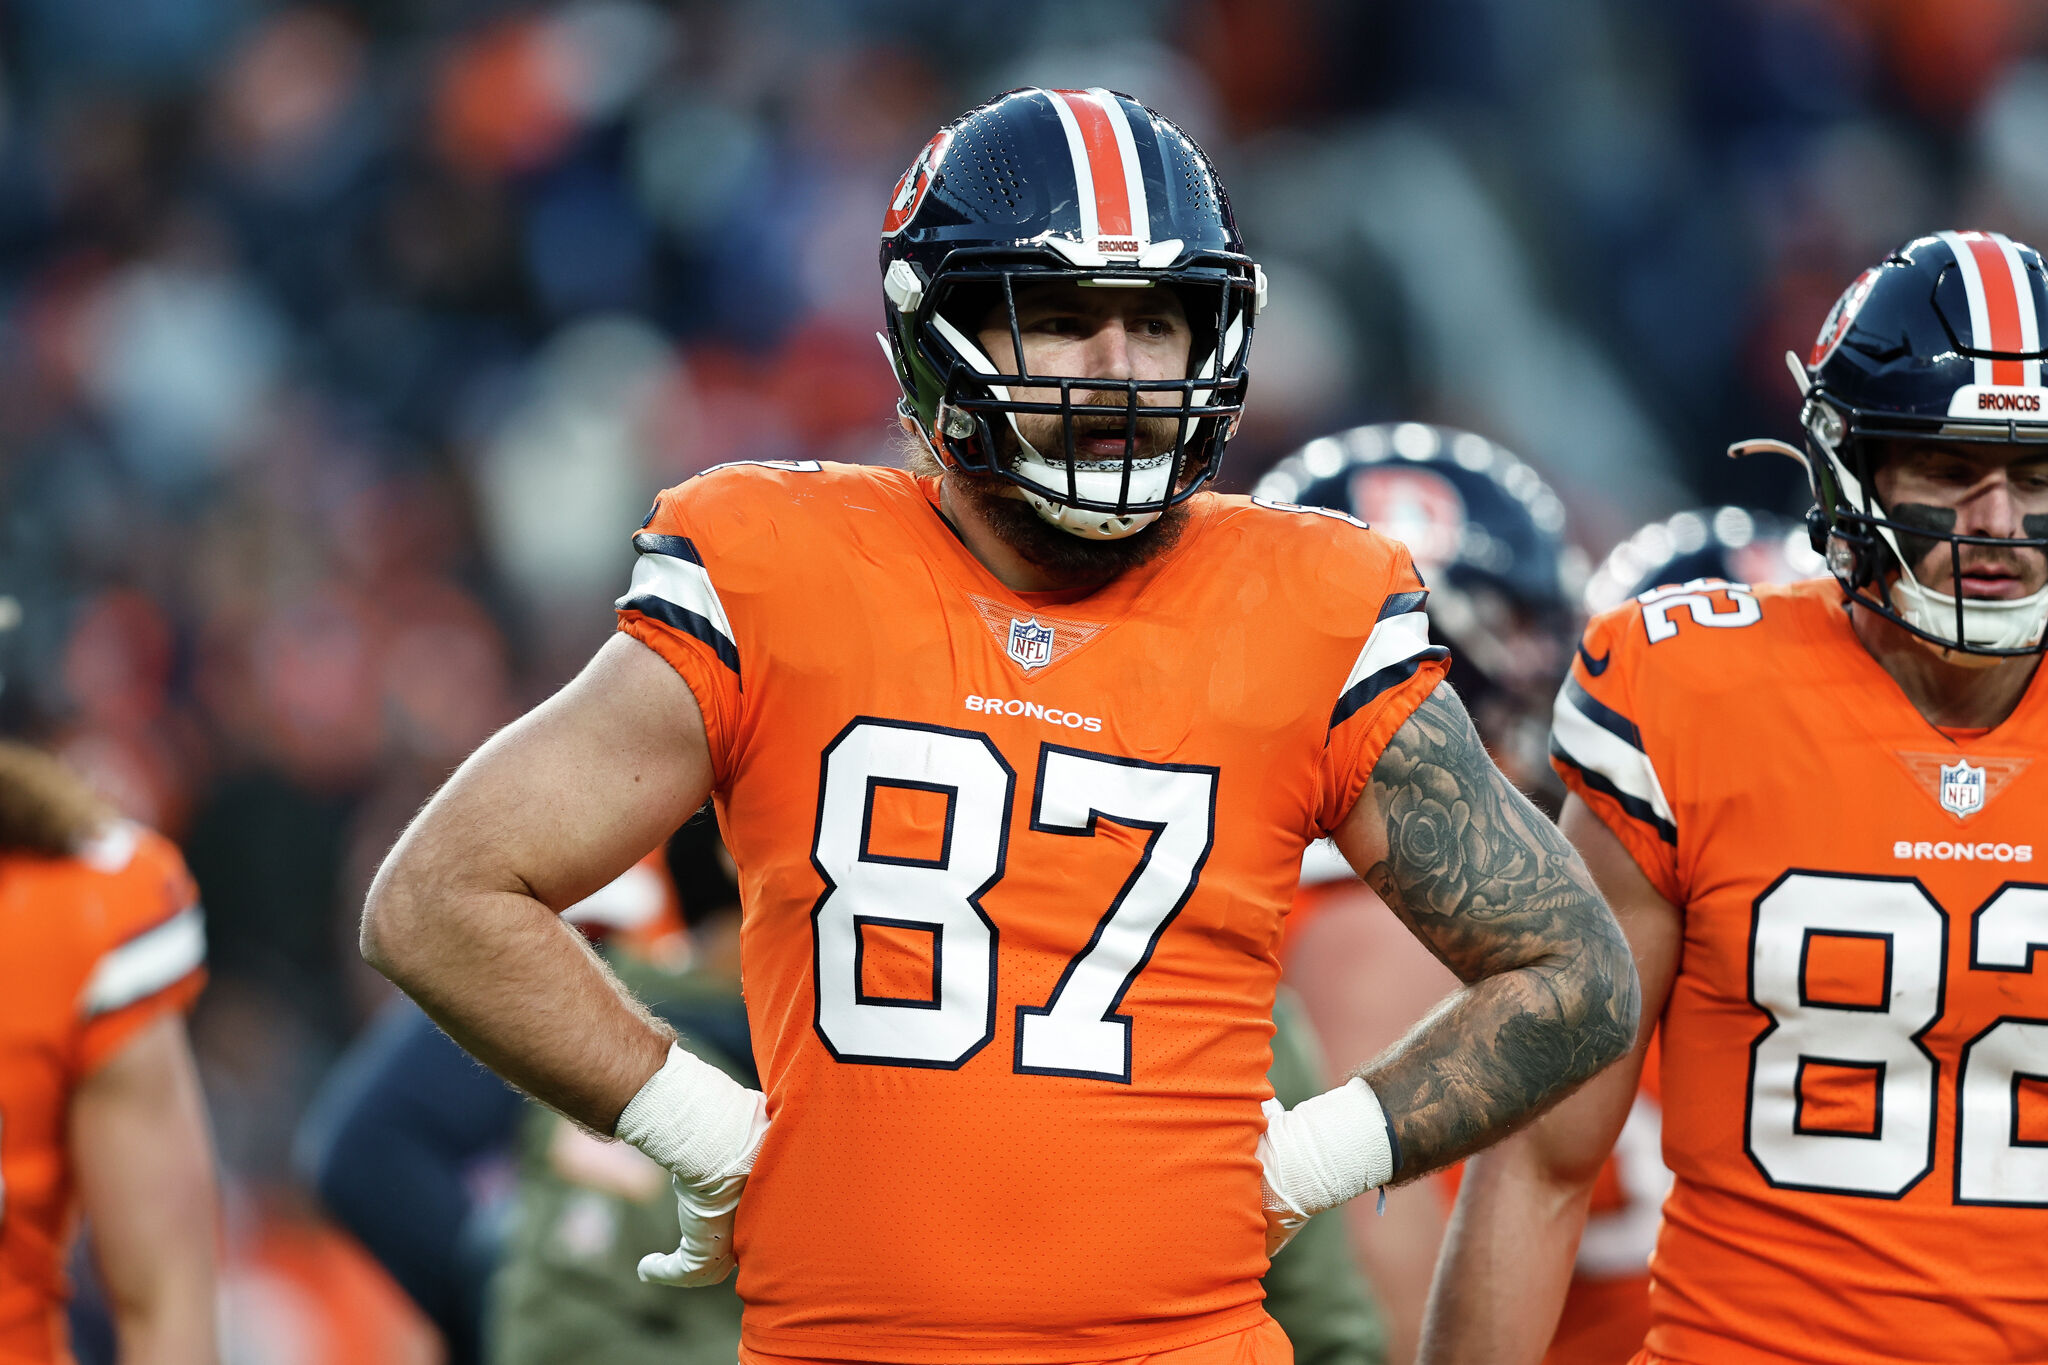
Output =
[
  {"x1": 615, "y1": 462, "x2": 1447, "y2": 1362},
  {"x1": 1552, "y1": 575, "x2": 2048, "y2": 1365},
  {"x1": 0, "y1": 823, "x2": 206, "y2": 1365}
]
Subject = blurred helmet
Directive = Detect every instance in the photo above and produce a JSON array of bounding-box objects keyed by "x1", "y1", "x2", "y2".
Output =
[
  {"x1": 1733, "y1": 231, "x2": 2048, "y2": 656},
  {"x1": 879, "y1": 88, "x2": 1264, "y2": 540},
  {"x1": 1584, "y1": 506, "x2": 1826, "y2": 616},
  {"x1": 1255, "y1": 422, "x2": 1582, "y2": 797}
]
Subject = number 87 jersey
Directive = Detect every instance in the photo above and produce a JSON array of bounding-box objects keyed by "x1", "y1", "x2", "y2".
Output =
[
  {"x1": 615, "y1": 462, "x2": 1446, "y2": 1364},
  {"x1": 1550, "y1": 574, "x2": 2048, "y2": 1365}
]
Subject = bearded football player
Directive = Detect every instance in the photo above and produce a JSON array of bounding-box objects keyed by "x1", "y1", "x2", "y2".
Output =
[
  {"x1": 1423, "y1": 231, "x2": 2048, "y2": 1365},
  {"x1": 362, "y1": 89, "x2": 1637, "y2": 1365}
]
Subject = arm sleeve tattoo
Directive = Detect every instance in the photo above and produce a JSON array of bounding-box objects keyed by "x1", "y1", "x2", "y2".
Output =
[{"x1": 1355, "y1": 685, "x2": 1641, "y2": 1180}]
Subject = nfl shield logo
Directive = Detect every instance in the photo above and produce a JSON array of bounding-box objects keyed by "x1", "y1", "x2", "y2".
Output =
[
  {"x1": 1006, "y1": 617, "x2": 1055, "y2": 671},
  {"x1": 1940, "y1": 759, "x2": 1986, "y2": 818}
]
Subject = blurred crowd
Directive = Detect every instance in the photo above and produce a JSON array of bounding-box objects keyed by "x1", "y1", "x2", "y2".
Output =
[{"x1": 1, "y1": 0, "x2": 2045, "y2": 1358}]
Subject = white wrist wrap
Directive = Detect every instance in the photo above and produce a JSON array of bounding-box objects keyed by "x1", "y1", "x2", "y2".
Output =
[
  {"x1": 615, "y1": 1042, "x2": 767, "y2": 1186},
  {"x1": 1265, "y1": 1078, "x2": 1397, "y2": 1214}
]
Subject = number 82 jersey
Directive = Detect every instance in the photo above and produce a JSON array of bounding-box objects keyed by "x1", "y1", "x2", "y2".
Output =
[
  {"x1": 616, "y1": 463, "x2": 1447, "y2": 1364},
  {"x1": 1551, "y1": 576, "x2": 2048, "y2": 1365}
]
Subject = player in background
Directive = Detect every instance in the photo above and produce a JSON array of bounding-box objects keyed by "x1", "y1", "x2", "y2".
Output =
[
  {"x1": 298, "y1": 844, "x2": 686, "y2": 1365},
  {"x1": 0, "y1": 691, "x2": 216, "y2": 1364},
  {"x1": 1581, "y1": 506, "x2": 1825, "y2": 616},
  {"x1": 362, "y1": 88, "x2": 1637, "y2": 1365},
  {"x1": 1253, "y1": 423, "x2": 1584, "y2": 1364},
  {"x1": 1423, "y1": 230, "x2": 2048, "y2": 1365},
  {"x1": 1531, "y1": 505, "x2": 1825, "y2": 1365}
]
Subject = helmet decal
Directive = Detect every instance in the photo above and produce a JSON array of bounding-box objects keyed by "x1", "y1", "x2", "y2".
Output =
[
  {"x1": 881, "y1": 129, "x2": 952, "y2": 239},
  {"x1": 1347, "y1": 467, "x2": 1468, "y2": 573},
  {"x1": 1936, "y1": 229, "x2": 2044, "y2": 386},
  {"x1": 1809, "y1": 266, "x2": 1878, "y2": 371},
  {"x1": 1043, "y1": 88, "x2": 1151, "y2": 252}
]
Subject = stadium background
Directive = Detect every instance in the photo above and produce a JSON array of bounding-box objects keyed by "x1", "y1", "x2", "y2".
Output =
[{"x1": 0, "y1": 0, "x2": 2040, "y2": 1358}]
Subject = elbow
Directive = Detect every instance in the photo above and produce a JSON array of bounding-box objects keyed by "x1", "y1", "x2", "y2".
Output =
[
  {"x1": 1607, "y1": 952, "x2": 1645, "y2": 1064},
  {"x1": 1580, "y1": 929, "x2": 1643, "y2": 1076},
  {"x1": 358, "y1": 857, "x2": 422, "y2": 984},
  {"x1": 358, "y1": 885, "x2": 398, "y2": 979}
]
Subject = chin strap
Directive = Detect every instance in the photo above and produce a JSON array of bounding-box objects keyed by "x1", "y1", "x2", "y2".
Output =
[{"x1": 1887, "y1": 572, "x2": 2048, "y2": 653}]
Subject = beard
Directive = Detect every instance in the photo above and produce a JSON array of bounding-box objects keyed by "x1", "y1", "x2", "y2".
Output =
[
  {"x1": 897, "y1": 420, "x2": 1196, "y2": 590},
  {"x1": 952, "y1": 473, "x2": 1193, "y2": 585}
]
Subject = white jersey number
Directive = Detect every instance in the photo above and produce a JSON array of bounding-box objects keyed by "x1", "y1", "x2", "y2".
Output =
[
  {"x1": 1639, "y1": 578, "x2": 1762, "y2": 644},
  {"x1": 1016, "y1": 747, "x2": 1217, "y2": 1081},
  {"x1": 1747, "y1": 872, "x2": 2048, "y2": 1204},
  {"x1": 811, "y1": 720, "x2": 1217, "y2": 1080}
]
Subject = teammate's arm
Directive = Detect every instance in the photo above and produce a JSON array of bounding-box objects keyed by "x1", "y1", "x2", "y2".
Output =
[
  {"x1": 1414, "y1": 793, "x2": 1680, "y2": 1365},
  {"x1": 360, "y1": 633, "x2": 710, "y2": 1133},
  {"x1": 1333, "y1": 686, "x2": 1641, "y2": 1177},
  {"x1": 69, "y1": 1014, "x2": 220, "y2": 1365}
]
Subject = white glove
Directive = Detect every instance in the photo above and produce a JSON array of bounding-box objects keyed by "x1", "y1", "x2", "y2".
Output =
[
  {"x1": 614, "y1": 1042, "x2": 771, "y2": 1287},
  {"x1": 1257, "y1": 1078, "x2": 1398, "y2": 1257}
]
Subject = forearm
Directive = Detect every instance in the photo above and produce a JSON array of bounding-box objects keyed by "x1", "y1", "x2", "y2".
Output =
[
  {"x1": 1340, "y1": 686, "x2": 1641, "y2": 1178},
  {"x1": 1359, "y1": 946, "x2": 1634, "y2": 1179},
  {"x1": 109, "y1": 1267, "x2": 218, "y2": 1365},
  {"x1": 73, "y1": 1018, "x2": 221, "y2": 1365},
  {"x1": 1416, "y1": 1138, "x2": 1590, "y2": 1365},
  {"x1": 362, "y1": 868, "x2": 672, "y2": 1134}
]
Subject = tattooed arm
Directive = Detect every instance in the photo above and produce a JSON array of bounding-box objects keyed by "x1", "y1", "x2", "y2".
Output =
[
  {"x1": 1328, "y1": 684, "x2": 1641, "y2": 1179},
  {"x1": 1414, "y1": 793, "x2": 1681, "y2": 1365}
]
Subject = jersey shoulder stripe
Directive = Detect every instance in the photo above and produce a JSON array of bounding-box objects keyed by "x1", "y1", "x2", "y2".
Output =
[
  {"x1": 617, "y1": 531, "x2": 740, "y2": 678},
  {"x1": 1330, "y1": 593, "x2": 1447, "y2": 729},
  {"x1": 80, "y1": 902, "x2": 206, "y2": 1018},
  {"x1": 1550, "y1": 673, "x2": 1675, "y2": 844}
]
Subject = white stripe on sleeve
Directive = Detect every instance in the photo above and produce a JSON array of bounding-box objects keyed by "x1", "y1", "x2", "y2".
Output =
[
  {"x1": 81, "y1": 905, "x2": 205, "y2": 1019},
  {"x1": 619, "y1": 550, "x2": 737, "y2": 648},
  {"x1": 1551, "y1": 689, "x2": 1676, "y2": 828},
  {"x1": 1340, "y1": 610, "x2": 1435, "y2": 694}
]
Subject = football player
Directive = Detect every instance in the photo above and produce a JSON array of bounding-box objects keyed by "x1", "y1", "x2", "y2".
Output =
[
  {"x1": 0, "y1": 737, "x2": 215, "y2": 1364},
  {"x1": 1254, "y1": 423, "x2": 1582, "y2": 1364},
  {"x1": 361, "y1": 88, "x2": 1637, "y2": 1365},
  {"x1": 1422, "y1": 231, "x2": 2048, "y2": 1365}
]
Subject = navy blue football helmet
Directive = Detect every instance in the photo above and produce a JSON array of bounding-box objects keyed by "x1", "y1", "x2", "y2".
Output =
[
  {"x1": 1732, "y1": 231, "x2": 2048, "y2": 655},
  {"x1": 1256, "y1": 422, "x2": 1582, "y2": 800},
  {"x1": 879, "y1": 88, "x2": 1264, "y2": 540},
  {"x1": 1583, "y1": 506, "x2": 1825, "y2": 616}
]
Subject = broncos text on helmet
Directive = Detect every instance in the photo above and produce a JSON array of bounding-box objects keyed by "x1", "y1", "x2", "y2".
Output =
[
  {"x1": 878, "y1": 88, "x2": 1265, "y2": 541},
  {"x1": 1731, "y1": 231, "x2": 2048, "y2": 656},
  {"x1": 1584, "y1": 506, "x2": 1826, "y2": 616},
  {"x1": 1256, "y1": 422, "x2": 1583, "y2": 804}
]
